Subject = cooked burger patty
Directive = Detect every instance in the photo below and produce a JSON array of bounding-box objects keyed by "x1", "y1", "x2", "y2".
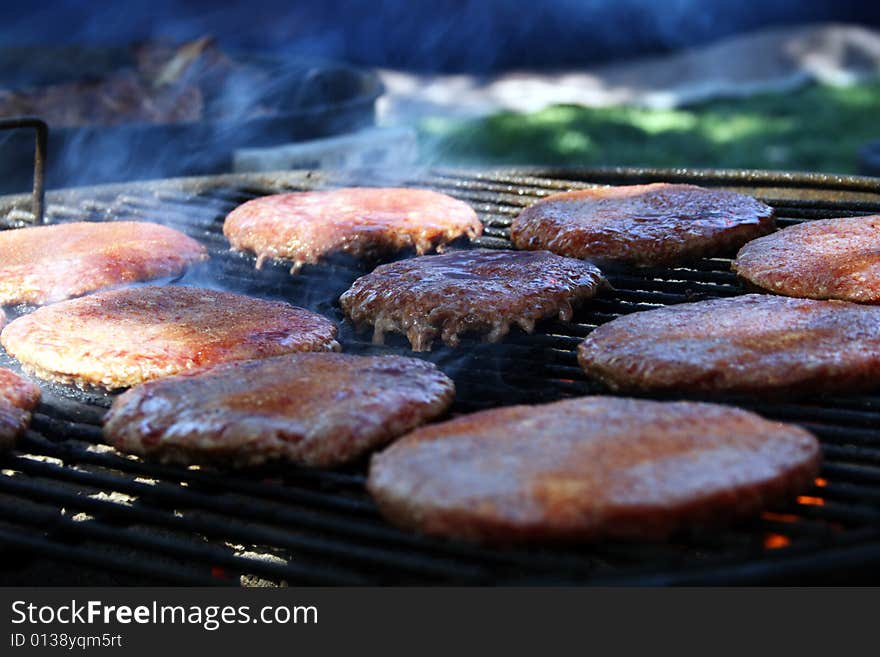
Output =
[
  {"x1": 339, "y1": 249, "x2": 605, "y2": 351},
  {"x1": 0, "y1": 221, "x2": 207, "y2": 305},
  {"x1": 0, "y1": 368, "x2": 41, "y2": 453},
  {"x1": 223, "y1": 187, "x2": 483, "y2": 272},
  {"x1": 104, "y1": 353, "x2": 455, "y2": 468},
  {"x1": 734, "y1": 215, "x2": 880, "y2": 302},
  {"x1": 511, "y1": 183, "x2": 775, "y2": 266},
  {"x1": 368, "y1": 396, "x2": 820, "y2": 543},
  {"x1": 0, "y1": 286, "x2": 339, "y2": 389},
  {"x1": 578, "y1": 294, "x2": 880, "y2": 395}
]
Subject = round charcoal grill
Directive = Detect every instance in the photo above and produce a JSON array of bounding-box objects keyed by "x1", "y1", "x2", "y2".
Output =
[{"x1": 1, "y1": 166, "x2": 880, "y2": 585}]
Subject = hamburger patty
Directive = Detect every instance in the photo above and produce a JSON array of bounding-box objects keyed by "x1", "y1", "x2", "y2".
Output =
[
  {"x1": 511, "y1": 183, "x2": 775, "y2": 266},
  {"x1": 339, "y1": 249, "x2": 605, "y2": 351},
  {"x1": 223, "y1": 187, "x2": 483, "y2": 272},
  {"x1": 0, "y1": 286, "x2": 339, "y2": 389},
  {"x1": 0, "y1": 368, "x2": 41, "y2": 453},
  {"x1": 734, "y1": 215, "x2": 880, "y2": 302},
  {"x1": 0, "y1": 221, "x2": 207, "y2": 305},
  {"x1": 368, "y1": 396, "x2": 820, "y2": 543},
  {"x1": 104, "y1": 353, "x2": 455, "y2": 468},
  {"x1": 578, "y1": 294, "x2": 880, "y2": 395}
]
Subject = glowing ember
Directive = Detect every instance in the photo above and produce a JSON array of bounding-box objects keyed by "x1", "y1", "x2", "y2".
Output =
[
  {"x1": 761, "y1": 511, "x2": 799, "y2": 523},
  {"x1": 764, "y1": 534, "x2": 791, "y2": 549}
]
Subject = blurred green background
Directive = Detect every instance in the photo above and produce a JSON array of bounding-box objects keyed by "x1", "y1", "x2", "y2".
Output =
[{"x1": 420, "y1": 81, "x2": 880, "y2": 174}]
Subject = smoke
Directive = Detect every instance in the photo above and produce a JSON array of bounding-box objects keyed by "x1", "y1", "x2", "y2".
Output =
[
  {"x1": 0, "y1": 0, "x2": 877, "y2": 190},
  {"x1": 3, "y1": 1, "x2": 879, "y2": 71}
]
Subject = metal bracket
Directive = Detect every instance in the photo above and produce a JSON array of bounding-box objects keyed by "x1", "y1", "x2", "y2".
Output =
[{"x1": 0, "y1": 117, "x2": 47, "y2": 224}]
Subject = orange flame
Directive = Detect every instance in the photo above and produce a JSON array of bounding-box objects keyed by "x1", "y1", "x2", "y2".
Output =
[
  {"x1": 764, "y1": 534, "x2": 791, "y2": 549},
  {"x1": 761, "y1": 511, "x2": 799, "y2": 523}
]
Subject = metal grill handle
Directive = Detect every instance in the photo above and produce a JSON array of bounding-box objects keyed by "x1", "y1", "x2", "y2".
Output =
[{"x1": 0, "y1": 117, "x2": 47, "y2": 224}]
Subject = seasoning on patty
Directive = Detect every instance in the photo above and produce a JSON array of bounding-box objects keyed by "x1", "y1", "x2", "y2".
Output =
[
  {"x1": 340, "y1": 249, "x2": 605, "y2": 351},
  {"x1": 511, "y1": 183, "x2": 774, "y2": 266},
  {"x1": 734, "y1": 215, "x2": 880, "y2": 302},
  {"x1": 368, "y1": 396, "x2": 820, "y2": 543},
  {"x1": 0, "y1": 221, "x2": 207, "y2": 305},
  {"x1": 578, "y1": 294, "x2": 880, "y2": 396},
  {"x1": 0, "y1": 286, "x2": 339, "y2": 390},
  {"x1": 223, "y1": 187, "x2": 482, "y2": 272},
  {"x1": 104, "y1": 353, "x2": 455, "y2": 468}
]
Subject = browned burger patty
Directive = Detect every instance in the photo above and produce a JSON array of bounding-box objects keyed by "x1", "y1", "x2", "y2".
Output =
[
  {"x1": 734, "y1": 215, "x2": 880, "y2": 302},
  {"x1": 0, "y1": 221, "x2": 207, "y2": 305},
  {"x1": 368, "y1": 396, "x2": 820, "y2": 543},
  {"x1": 578, "y1": 294, "x2": 880, "y2": 395},
  {"x1": 104, "y1": 353, "x2": 455, "y2": 468},
  {"x1": 223, "y1": 187, "x2": 483, "y2": 272},
  {"x1": 511, "y1": 183, "x2": 775, "y2": 266},
  {"x1": 0, "y1": 286, "x2": 339, "y2": 390},
  {"x1": 0, "y1": 368, "x2": 41, "y2": 453},
  {"x1": 339, "y1": 249, "x2": 605, "y2": 351}
]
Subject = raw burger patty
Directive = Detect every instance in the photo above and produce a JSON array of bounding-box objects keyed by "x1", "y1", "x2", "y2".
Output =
[
  {"x1": 223, "y1": 187, "x2": 483, "y2": 272},
  {"x1": 734, "y1": 215, "x2": 880, "y2": 302},
  {"x1": 0, "y1": 367, "x2": 41, "y2": 453},
  {"x1": 104, "y1": 353, "x2": 455, "y2": 468},
  {"x1": 339, "y1": 249, "x2": 605, "y2": 351},
  {"x1": 511, "y1": 183, "x2": 775, "y2": 266},
  {"x1": 0, "y1": 286, "x2": 339, "y2": 389},
  {"x1": 0, "y1": 221, "x2": 207, "y2": 305},
  {"x1": 368, "y1": 396, "x2": 820, "y2": 543},
  {"x1": 578, "y1": 294, "x2": 880, "y2": 395}
]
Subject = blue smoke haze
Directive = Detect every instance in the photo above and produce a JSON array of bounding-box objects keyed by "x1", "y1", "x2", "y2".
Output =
[{"x1": 0, "y1": 0, "x2": 878, "y2": 72}]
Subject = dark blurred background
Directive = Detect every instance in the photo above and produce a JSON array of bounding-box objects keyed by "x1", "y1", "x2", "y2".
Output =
[
  {"x1": 2, "y1": 0, "x2": 879, "y2": 72},
  {"x1": 2, "y1": 0, "x2": 880, "y2": 186}
]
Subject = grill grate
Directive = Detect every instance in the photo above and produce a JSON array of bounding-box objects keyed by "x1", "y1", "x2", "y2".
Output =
[{"x1": 2, "y1": 166, "x2": 880, "y2": 585}]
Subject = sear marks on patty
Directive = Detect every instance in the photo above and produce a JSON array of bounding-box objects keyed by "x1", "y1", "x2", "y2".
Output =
[
  {"x1": 368, "y1": 396, "x2": 820, "y2": 543},
  {"x1": 223, "y1": 187, "x2": 483, "y2": 273},
  {"x1": 104, "y1": 353, "x2": 455, "y2": 468},
  {"x1": 0, "y1": 367, "x2": 41, "y2": 453},
  {"x1": 734, "y1": 214, "x2": 880, "y2": 303},
  {"x1": 578, "y1": 293, "x2": 880, "y2": 396},
  {"x1": 0, "y1": 221, "x2": 208, "y2": 305},
  {"x1": 0, "y1": 286, "x2": 339, "y2": 390},
  {"x1": 339, "y1": 249, "x2": 605, "y2": 351},
  {"x1": 511, "y1": 183, "x2": 775, "y2": 266}
]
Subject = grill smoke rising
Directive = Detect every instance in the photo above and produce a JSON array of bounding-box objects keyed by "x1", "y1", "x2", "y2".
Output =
[
  {"x1": 3, "y1": 1, "x2": 879, "y2": 71},
  {"x1": 0, "y1": 0, "x2": 878, "y2": 191}
]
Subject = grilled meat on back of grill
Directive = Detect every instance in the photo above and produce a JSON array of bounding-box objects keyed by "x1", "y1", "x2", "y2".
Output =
[
  {"x1": 224, "y1": 187, "x2": 483, "y2": 273},
  {"x1": 511, "y1": 183, "x2": 775, "y2": 266},
  {"x1": 0, "y1": 221, "x2": 207, "y2": 305}
]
